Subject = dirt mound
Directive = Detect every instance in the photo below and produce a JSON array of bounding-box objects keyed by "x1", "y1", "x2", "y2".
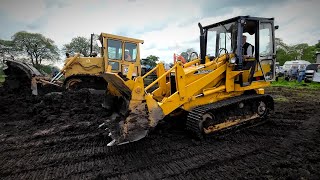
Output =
[{"x1": 0, "y1": 87, "x2": 320, "y2": 179}]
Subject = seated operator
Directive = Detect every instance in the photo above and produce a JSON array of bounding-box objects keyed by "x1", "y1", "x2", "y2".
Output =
[
  {"x1": 242, "y1": 35, "x2": 254, "y2": 59},
  {"x1": 125, "y1": 51, "x2": 132, "y2": 61}
]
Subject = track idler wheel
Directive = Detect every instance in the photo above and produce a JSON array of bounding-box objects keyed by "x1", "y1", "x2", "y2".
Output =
[
  {"x1": 201, "y1": 113, "x2": 216, "y2": 134},
  {"x1": 65, "y1": 78, "x2": 82, "y2": 90},
  {"x1": 257, "y1": 101, "x2": 268, "y2": 118}
]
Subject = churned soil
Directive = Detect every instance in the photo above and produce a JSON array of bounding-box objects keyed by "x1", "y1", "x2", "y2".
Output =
[{"x1": 0, "y1": 86, "x2": 320, "y2": 180}]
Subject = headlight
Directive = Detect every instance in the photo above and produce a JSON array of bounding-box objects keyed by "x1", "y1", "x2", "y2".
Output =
[{"x1": 230, "y1": 57, "x2": 236, "y2": 64}]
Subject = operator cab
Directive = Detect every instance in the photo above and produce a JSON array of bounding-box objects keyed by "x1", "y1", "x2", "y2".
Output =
[
  {"x1": 201, "y1": 16, "x2": 277, "y2": 86},
  {"x1": 100, "y1": 33, "x2": 144, "y2": 77}
]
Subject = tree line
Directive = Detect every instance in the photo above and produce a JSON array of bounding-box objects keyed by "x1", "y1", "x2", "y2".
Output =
[
  {"x1": 276, "y1": 38, "x2": 320, "y2": 65},
  {"x1": 1, "y1": 31, "x2": 319, "y2": 70}
]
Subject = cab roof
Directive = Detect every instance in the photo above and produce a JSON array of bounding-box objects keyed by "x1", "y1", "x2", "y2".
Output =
[
  {"x1": 101, "y1": 33, "x2": 144, "y2": 44},
  {"x1": 203, "y1": 16, "x2": 274, "y2": 30}
]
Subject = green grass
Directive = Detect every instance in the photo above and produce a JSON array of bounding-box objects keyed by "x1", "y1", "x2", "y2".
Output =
[{"x1": 271, "y1": 77, "x2": 320, "y2": 89}]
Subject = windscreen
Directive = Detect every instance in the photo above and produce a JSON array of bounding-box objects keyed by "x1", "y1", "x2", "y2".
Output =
[
  {"x1": 206, "y1": 22, "x2": 238, "y2": 57},
  {"x1": 306, "y1": 64, "x2": 320, "y2": 71}
]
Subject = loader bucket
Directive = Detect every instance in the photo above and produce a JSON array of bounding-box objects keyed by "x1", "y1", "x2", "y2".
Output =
[
  {"x1": 101, "y1": 72, "x2": 164, "y2": 146},
  {"x1": 3, "y1": 59, "x2": 63, "y2": 95},
  {"x1": 3, "y1": 59, "x2": 43, "y2": 95}
]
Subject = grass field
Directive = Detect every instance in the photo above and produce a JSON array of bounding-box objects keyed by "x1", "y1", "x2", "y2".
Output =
[{"x1": 271, "y1": 77, "x2": 320, "y2": 89}]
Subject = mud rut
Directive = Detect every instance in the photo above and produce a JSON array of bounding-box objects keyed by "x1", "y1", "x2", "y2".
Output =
[{"x1": 0, "y1": 87, "x2": 320, "y2": 179}]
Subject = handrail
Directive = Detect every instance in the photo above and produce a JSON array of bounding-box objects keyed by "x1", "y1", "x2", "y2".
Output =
[
  {"x1": 61, "y1": 53, "x2": 80, "y2": 72},
  {"x1": 183, "y1": 59, "x2": 200, "y2": 68},
  {"x1": 51, "y1": 53, "x2": 80, "y2": 82},
  {"x1": 145, "y1": 63, "x2": 178, "y2": 91},
  {"x1": 142, "y1": 64, "x2": 159, "y2": 79}
]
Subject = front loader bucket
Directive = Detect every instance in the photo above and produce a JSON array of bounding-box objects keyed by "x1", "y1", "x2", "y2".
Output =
[
  {"x1": 101, "y1": 73, "x2": 164, "y2": 146},
  {"x1": 3, "y1": 59, "x2": 43, "y2": 95},
  {"x1": 3, "y1": 59, "x2": 63, "y2": 95}
]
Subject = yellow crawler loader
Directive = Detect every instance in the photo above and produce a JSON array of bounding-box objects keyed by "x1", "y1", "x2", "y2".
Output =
[
  {"x1": 101, "y1": 16, "x2": 277, "y2": 146},
  {"x1": 3, "y1": 33, "x2": 144, "y2": 95}
]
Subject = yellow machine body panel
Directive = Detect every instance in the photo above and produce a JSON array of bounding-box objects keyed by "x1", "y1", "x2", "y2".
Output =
[{"x1": 64, "y1": 57, "x2": 104, "y2": 78}]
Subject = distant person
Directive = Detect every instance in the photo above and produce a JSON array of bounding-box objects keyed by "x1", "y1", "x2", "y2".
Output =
[
  {"x1": 298, "y1": 65, "x2": 306, "y2": 83},
  {"x1": 289, "y1": 66, "x2": 299, "y2": 80},
  {"x1": 242, "y1": 35, "x2": 254, "y2": 58}
]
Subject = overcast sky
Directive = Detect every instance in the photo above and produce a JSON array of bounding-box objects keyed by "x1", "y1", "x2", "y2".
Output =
[{"x1": 0, "y1": 0, "x2": 319, "y2": 67}]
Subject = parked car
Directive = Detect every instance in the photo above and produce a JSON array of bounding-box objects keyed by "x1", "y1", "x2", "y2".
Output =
[{"x1": 305, "y1": 63, "x2": 320, "y2": 83}]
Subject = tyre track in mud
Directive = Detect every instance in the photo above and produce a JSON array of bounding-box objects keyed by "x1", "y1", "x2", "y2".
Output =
[
  {"x1": 1, "y1": 87, "x2": 320, "y2": 179},
  {"x1": 1, "y1": 113, "x2": 301, "y2": 179}
]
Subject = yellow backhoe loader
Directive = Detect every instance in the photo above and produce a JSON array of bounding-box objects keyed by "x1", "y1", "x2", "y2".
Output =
[
  {"x1": 101, "y1": 16, "x2": 277, "y2": 146},
  {"x1": 3, "y1": 33, "x2": 144, "y2": 95}
]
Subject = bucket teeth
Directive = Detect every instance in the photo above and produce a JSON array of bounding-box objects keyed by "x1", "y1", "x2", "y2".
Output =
[{"x1": 104, "y1": 102, "x2": 151, "y2": 146}]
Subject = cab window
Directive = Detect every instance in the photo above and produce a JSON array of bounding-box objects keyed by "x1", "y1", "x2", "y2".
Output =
[
  {"x1": 124, "y1": 42, "x2": 137, "y2": 62},
  {"x1": 206, "y1": 22, "x2": 237, "y2": 57},
  {"x1": 108, "y1": 39, "x2": 122, "y2": 60},
  {"x1": 109, "y1": 61, "x2": 119, "y2": 70},
  {"x1": 259, "y1": 22, "x2": 273, "y2": 57}
]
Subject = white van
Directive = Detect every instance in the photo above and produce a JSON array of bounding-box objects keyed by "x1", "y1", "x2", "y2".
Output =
[{"x1": 283, "y1": 60, "x2": 311, "y2": 71}]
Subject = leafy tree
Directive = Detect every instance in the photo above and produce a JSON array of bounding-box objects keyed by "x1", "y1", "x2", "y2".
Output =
[
  {"x1": 142, "y1": 55, "x2": 159, "y2": 68},
  {"x1": 275, "y1": 38, "x2": 288, "y2": 50},
  {"x1": 275, "y1": 38, "x2": 318, "y2": 64},
  {"x1": 12, "y1": 31, "x2": 60, "y2": 67},
  {"x1": 63, "y1": 35, "x2": 100, "y2": 57},
  {"x1": 0, "y1": 39, "x2": 17, "y2": 61},
  {"x1": 275, "y1": 48, "x2": 288, "y2": 65},
  {"x1": 300, "y1": 45, "x2": 316, "y2": 61},
  {"x1": 315, "y1": 41, "x2": 320, "y2": 49}
]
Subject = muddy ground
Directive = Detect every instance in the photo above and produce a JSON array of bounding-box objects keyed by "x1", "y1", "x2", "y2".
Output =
[{"x1": 0, "y1": 86, "x2": 320, "y2": 180}]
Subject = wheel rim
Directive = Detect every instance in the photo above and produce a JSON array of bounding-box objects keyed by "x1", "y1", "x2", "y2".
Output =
[{"x1": 201, "y1": 113, "x2": 215, "y2": 131}]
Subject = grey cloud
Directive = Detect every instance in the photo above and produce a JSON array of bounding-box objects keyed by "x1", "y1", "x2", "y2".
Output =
[
  {"x1": 177, "y1": 17, "x2": 202, "y2": 28},
  {"x1": 26, "y1": 20, "x2": 45, "y2": 30},
  {"x1": 0, "y1": 13, "x2": 27, "y2": 39},
  {"x1": 44, "y1": 0, "x2": 70, "y2": 9},
  {"x1": 114, "y1": 30, "x2": 131, "y2": 37},
  {"x1": 133, "y1": 22, "x2": 169, "y2": 36},
  {"x1": 115, "y1": 22, "x2": 169, "y2": 39},
  {"x1": 200, "y1": 0, "x2": 289, "y2": 17},
  {"x1": 26, "y1": 24, "x2": 38, "y2": 30},
  {"x1": 143, "y1": 43, "x2": 157, "y2": 50},
  {"x1": 184, "y1": 37, "x2": 199, "y2": 44},
  {"x1": 156, "y1": 39, "x2": 199, "y2": 52}
]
